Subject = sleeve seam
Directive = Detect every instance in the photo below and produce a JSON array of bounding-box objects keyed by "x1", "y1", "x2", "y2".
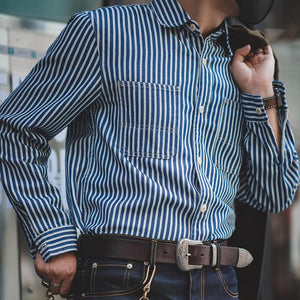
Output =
[{"x1": 88, "y1": 11, "x2": 104, "y2": 100}]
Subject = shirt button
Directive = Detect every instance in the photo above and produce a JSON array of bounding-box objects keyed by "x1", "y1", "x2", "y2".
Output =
[
  {"x1": 197, "y1": 157, "x2": 202, "y2": 165},
  {"x1": 200, "y1": 203, "x2": 207, "y2": 213},
  {"x1": 189, "y1": 23, "x2": 197, "y2": 31},
  {"x1": 202, "y1": 58, "x2": 207, "y2": 66},
  {"x1": 199, "y1": 106, "x2": 205, "y2": 114},
  {"x1": 256, "y1": 107, "x2": 263, "y2": 115}
]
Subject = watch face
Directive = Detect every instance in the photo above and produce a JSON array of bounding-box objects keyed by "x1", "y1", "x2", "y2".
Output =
[{"x1": 236, "y1": 0, "x2": 275, "y2": 25}]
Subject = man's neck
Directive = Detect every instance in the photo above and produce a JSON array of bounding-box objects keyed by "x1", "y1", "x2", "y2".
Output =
[{"x1": 177, "y1": 0, "x2": 238, "y2": 37}]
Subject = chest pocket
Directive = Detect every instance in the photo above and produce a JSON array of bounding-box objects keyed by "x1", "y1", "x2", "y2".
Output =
[
  {"x1": 212, "y1": 99, "x2": 244, "y2": 175},
  {"x1": 116, "y1": 80, "x2": 180, "y2": 159}
]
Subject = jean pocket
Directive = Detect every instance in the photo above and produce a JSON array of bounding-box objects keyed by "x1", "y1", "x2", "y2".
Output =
[
  {"x1": 217, "y1": 266, "x2": 239, "y2": 298},
  {"x1": 212, "y1": 99, "x2": 244, "y2": 175},
  {"x1": 116, "y1": 80, "x2": 180, "y2": 159},
  {"x1": 80, "y1": 257, "x2": 147, "y2": 298}
]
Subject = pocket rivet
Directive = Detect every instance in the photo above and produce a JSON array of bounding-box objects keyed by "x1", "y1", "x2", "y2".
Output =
[
  {"x1": 92, "y1": 262, "x2": 97, "y2": 269},
  {"x1": 127, "y1": 263, "x2": 133, "y2": 269},
  {"x1": 144, "y1": 261, "x2": 149, "y2": 266}
]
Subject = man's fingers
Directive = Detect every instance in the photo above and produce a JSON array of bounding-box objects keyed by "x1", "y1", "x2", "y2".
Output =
[
  {"x1": 233, "y1": 44, "x2": 251, "y2": 62},
  {"x1": 49, "y1": 281, "x2": 62, "y2": 295},
  {"x1": 254, "y1": 48, "x2": 264, "y2": 55},
  {"x1": 34, "y1": 251, "x2": 77, "y2": 297},
  {"x1": 59, "y1": 277, "x2": 73, "y2": 298},
  {"x1": 264, "y1": 45, "x2": 272, "y2": 56}
]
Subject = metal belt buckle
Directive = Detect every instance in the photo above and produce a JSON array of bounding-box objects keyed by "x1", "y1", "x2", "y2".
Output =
[{"x1": 176, "y1": 238, "x2": 203, "y2": 271}]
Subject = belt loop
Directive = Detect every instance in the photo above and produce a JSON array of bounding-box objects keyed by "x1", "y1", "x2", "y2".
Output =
[
  {"x1": 214, "y1": 243, "x2": 221, "y2": 271},
  {"x1": 150, "y1": 240, "x2": 158, "y2": 266}
]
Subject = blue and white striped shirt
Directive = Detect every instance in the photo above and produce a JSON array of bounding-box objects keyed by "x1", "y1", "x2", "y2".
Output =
[{"x1": 0, "y1": 0, "x2": 299, "y2": 262}]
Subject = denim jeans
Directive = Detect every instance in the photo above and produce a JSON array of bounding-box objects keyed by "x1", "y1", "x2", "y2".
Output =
[{"x1": 68, "y1": 256, "x2": 239, "y2": 300}]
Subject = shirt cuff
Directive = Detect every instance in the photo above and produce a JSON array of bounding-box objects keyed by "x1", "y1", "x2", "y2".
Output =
[
  {"x1": 240, "y1": 80, "x2": 288, "y2": 123},
  {"x1": 34, "y1": 225, "x2": 78, "y2": 262}
]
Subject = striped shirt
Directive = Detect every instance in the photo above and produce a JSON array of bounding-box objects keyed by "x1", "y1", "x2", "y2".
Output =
[{"x1": 0, "y1": 0, "x2": 299, "y2": 262}]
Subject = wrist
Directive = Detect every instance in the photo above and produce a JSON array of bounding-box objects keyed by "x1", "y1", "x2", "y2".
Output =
[{"x1": 243, "y1": 85, "x2": 274, "y2": 98}]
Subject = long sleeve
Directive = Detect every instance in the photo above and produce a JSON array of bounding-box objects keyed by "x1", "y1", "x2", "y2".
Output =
[
  {"x1": 0, "y1": 12, "x2": 102, "y2": 261},
  {"x1": 236, "y1": 81, "x2": 300, "y2": 212}
]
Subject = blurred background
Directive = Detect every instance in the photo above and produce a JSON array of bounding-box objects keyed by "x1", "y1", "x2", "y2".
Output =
[{"x1": 0, "y1": 0, "x2": 299, "y2": 299}]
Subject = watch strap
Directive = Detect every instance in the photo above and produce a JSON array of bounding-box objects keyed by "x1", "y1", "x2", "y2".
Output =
[{"x1": 263, "y1": 93, "x2": 283, "y2": 110}]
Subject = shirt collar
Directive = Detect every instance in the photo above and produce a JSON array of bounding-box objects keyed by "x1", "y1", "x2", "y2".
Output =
[
  {"x1": 149, "y1": 0, "x2": 191, "y2": 28},
  {"x1": 149, "y1": 0, "x2": 233, "y2": 56}
]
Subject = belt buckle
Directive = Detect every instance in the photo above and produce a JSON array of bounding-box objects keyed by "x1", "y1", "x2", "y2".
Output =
[{"x1": 176, "y1": 238, "x2": 203, "y2": 271}]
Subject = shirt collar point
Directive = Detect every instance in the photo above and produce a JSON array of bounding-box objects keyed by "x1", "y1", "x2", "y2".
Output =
[{"x1": 149, "y1": 0, "x2": 191, "y2": 28}]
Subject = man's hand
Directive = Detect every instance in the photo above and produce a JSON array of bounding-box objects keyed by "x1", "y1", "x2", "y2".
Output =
[
  {"x1": 34, "y1": 251, "x2": 77, "y2": 298},
  {"x1": 230, "y1": 44, "x2": 275, "y2": 98},
  {"x1": 230, "y1": 44, "x2": 282, "y2": 150}
]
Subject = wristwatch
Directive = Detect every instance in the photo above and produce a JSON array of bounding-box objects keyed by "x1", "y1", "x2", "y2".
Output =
[{"x1": 263, "y1": 92, "x2": 283, "y2": 110}]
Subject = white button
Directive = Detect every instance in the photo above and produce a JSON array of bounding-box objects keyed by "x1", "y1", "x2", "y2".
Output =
[
  {"x1": 189, "y1": 23, "x2": 197, "y2": 31},
  {"x1": 200, "y1": 203, "x2": 207, "y2": 213},
  {"x1": 127, "y1": 263, "x2": 133, "y2": 269},
  {"x1": 256, "y1": 107, "x2": 262, "y2": 115},
  {"x1": 199, "y1": 106, "x2": 205, "y2": 114},
  {"x1": 202, "y1": 58, "x2": 207, "y2": 66},
  {"x1": 197, "y1": 157, "x2": 202, "y2": 165}
]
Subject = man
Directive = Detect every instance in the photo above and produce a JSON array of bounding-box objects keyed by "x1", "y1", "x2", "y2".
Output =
[{"x1": 0, "y1": 0, "x2": 299, "y2": 299}]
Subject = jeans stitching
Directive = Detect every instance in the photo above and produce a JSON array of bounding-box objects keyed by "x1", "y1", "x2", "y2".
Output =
[
  {"x1": 81, "y1": 285, "x2": 143, "y2": 298},
  {"x1": 217, "y1": 270, "x2": 239, "y2": 298},
  {"x1": 126, "y1": 268, "x2": 132, "y2": 288},
  {"x1": 123, "y1": 263, "x2": 132, "y2": 289},
  {"x1": 123, "y1": 268, "x2": 128, "y2": 289},
  {"x1": 84, "y1": 262, "x2": 147, "y2": 297},
  {"x1": 90, "y1": 264, "x2": 97, "y2": 292},
  {"x1": 90, "y1": 263, "x2": 129, "y2": 292}
]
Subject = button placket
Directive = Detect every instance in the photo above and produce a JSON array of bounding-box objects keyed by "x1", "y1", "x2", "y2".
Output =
[
  {"x1": 200, "y1": 203, "x2": 207, "y2": 213},
  {"x1": 199, "y1": 106, "x2": 205, "y2": 114},
  {"x1": 197, "y1": 157, "x2": 202, "y2": 165}
]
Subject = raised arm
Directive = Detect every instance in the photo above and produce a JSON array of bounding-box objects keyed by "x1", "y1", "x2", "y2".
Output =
[{"x1": 230, "y1": 44, "x2": 300, "y2": 212}]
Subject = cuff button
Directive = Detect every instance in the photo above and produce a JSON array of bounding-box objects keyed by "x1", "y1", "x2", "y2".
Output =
[
  {"x1": 256, "y1": 107, "x2": 263, "y2": 115},
  {"x1": 41, "y1": 242, "x2": 47, "y2": 249}
]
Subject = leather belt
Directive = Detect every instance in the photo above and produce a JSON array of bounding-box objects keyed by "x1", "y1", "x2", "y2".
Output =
[{"x1": 77, "y1": 234, "x2": 253, "y2": 271}]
